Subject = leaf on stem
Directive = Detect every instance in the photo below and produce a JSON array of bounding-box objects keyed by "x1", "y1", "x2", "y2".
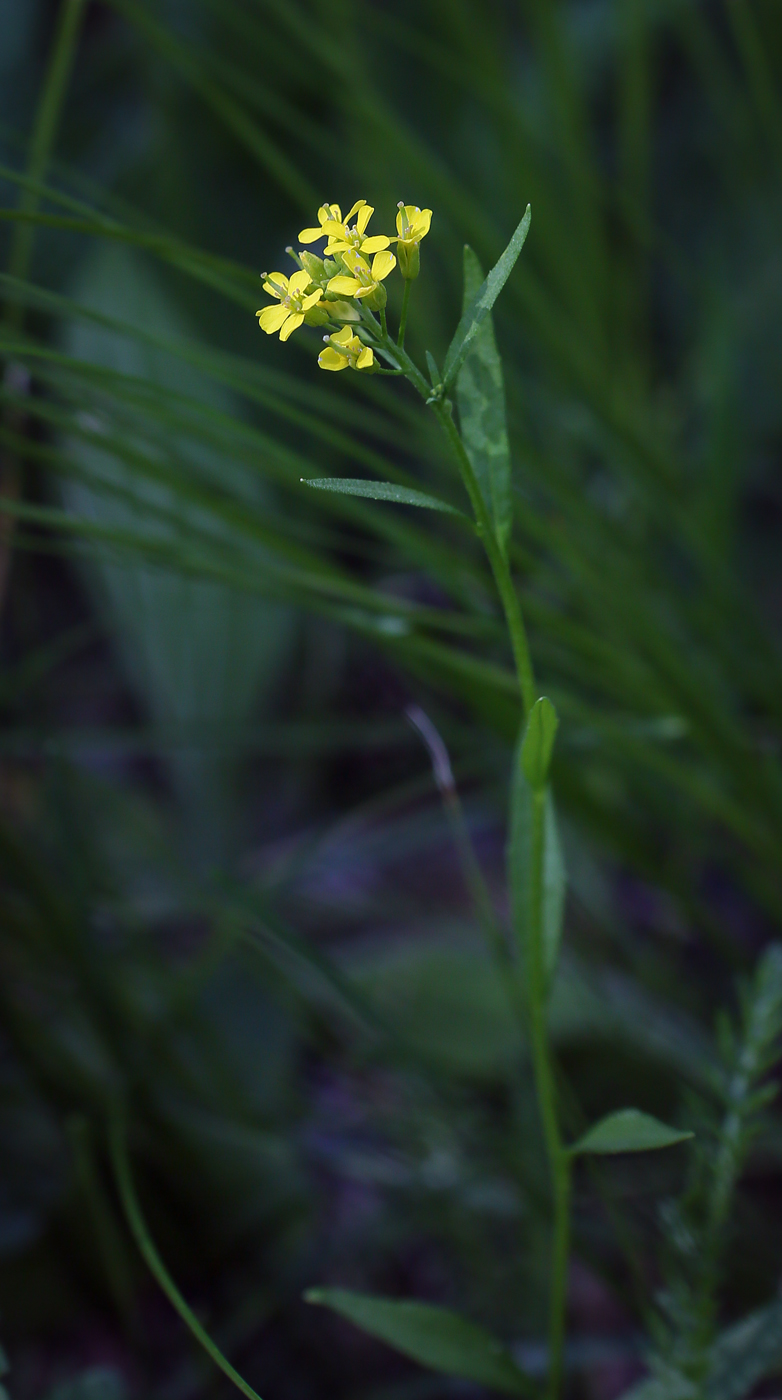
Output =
[
  {"x1": 521, "y1": 695, "x2": 559, "y2": 791},
  {"x1": 568, "y1": 1108, "x2": 694, "y2": 1156},
  {"x1": 455, "y1": 246, "x2": 513, "y2": 555},
  {"x1": 301, "y1": 478, "x2": 467, "y2": 517},
  {"x1": 442, "y1": 206, "x2": 531, "y2": 389},
  {"x1": 304, "y1": 1289, "x2": 533, "y2": 1395},
  {"x1": 509, "y1": 725, "x2": 566, "y2": 987}
]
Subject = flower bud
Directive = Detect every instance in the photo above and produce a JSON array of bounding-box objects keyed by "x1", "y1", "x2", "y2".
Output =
[
  {"x1": 397, "y1": 241, "x2": 420, "y2": 280},
  {"x1": 364, "y1": 280, "x2": 388, "y2": 311}
]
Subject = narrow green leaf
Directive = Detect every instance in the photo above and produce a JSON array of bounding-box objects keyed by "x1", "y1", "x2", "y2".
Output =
[
  {"x1": 706, "y1": 1298, "x2": 782, "y2": 1400},
  {"x1": 521, "y1": 695, "x2": 559, "y2": 790},
  {"x1": 455, "y1": 246, "x2": 513, "y2": 554},
  {"x1": 509, "y1": 722, "x2": 567, "y2": 986},
  {"x1": 304, "y1": 1289, "x2": 532, "y2": 1395},
  {"x1": 569, "y1": 1109, "x2": 694, "y2": 1156},
  {"x1": 425, "y1": 350, "x2": 441, "y2": 388},
  {"x1": 302, "y1": 478, "x2": 467, "y2": 518},
  {"x1": 442, "y1": 205, "x2": 531, "y2": 388}
]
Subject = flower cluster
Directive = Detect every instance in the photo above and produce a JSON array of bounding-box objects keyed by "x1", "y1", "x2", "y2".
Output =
[{"x1": 257, "y1": 199, "x2": 431, "y2": 371}]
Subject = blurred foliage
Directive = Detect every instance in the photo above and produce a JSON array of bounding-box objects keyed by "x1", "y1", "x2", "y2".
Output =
[{"x1": 0, "y1": 0, "x2": 782, "y2": 1398}]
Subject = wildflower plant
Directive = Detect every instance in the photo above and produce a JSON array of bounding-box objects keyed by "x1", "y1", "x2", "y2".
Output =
[{"x1": 241, "y1": 200, "x2": 712, "y2": 1398}]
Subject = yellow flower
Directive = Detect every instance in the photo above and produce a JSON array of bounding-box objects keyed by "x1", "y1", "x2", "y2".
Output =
[
  {"x1": 318, "y1": 325, "x2": 375, "y2": 372},
  {"x1": 327, "y1": 248, "x2": 396, "y2": 310},
  {"x1": 392, "y1": 203, "x2": 432, "y2": 279},
  {"x1": 256, "y1": 270, "x2": 323, "y2": 341},
  {"x1": 298, "y1": 203, "x2": 343, "y2": 244},
  {"x1": 299, "y1": 200, "x2": 390, "y2": 257}
]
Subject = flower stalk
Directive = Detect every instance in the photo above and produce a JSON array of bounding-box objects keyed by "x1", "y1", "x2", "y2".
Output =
[{"x1": 256, "y1": 196, "x2": 569, "y2": 1399}]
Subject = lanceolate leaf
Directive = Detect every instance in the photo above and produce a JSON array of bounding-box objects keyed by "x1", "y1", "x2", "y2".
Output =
[
  {"x1": 305, "y1": 1289, "x2": 532, "y2": 1395},
  {"x1": 442, "y1": 205, "x2": 531, "y2": 388},
  {"x1": 521, "y1": 695, "x2": 559, "y2": 791},
  {"x1": 569, "y1": 1109, "x2": 694, "y2": 1156},
  {"x1": 302, "y1": 478, "x2": 467, "y2": 517},
  {"x1": 456, "y1": 245, "x2": 513, "y2": 555},
  {"x1": 509, "y1": 723, "x2": 567, "y2": 988}
]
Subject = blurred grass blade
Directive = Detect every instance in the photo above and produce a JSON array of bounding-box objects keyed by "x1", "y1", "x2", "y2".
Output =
[{"x1": 109, "y1": 1115, "x2": 265, "y2": 1400}]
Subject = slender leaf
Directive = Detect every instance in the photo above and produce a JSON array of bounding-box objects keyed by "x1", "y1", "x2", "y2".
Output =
[
  {"x1": 569, "y1": 1109, "x2": 694, "y2": 1156},
  {"x1": 521, "y1": 695, "x2": 559, "y2": 791},
  {"x1": 455, "y1": 245, "x2": 513, "y2": 553},
  {"x1": 302, "y1": 478, "x2": 468, "y2": 518},
  {"x1": 442, "y1": 206, "x2": 531, "y2": 387},
  {"x1": 305, "y1": 1289, "x2": 532, "y2": 1395},
  {"x1": 509, "y1": 723, "x2": 567, "y2": 985}
]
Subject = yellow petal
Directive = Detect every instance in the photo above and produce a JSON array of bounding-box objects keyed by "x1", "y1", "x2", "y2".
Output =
[
  {"x1": 325, "y1": 239, "x2": 350, "y2": 254},
  {"x1": 321, "y1": 220, "x2": 346, "y2": 238},
  {"x1": 360, "y1": 235, "x2": 390, "y2": 254},
  {"x1": 327, "y1": 275, "x2": 361, "y2": 295},
  {"x1": 371, "y1": 250, "x2": 396, "y2": 281},
  {"x1": 257, "y1": 303, "x2": 290, "y2": 333},
  {"x1": 298, "y1": 227, "x2": 327, "y2": 243},
  {"x1": 332, "y1": 325, "x2": 354, "y2": 346},
  {"x1": 353, "y1": 286, "x2": 373, "y2": 298},
  {"x1": 264, "y1": 272, "x2": 288, "y2": 294},
  {"x1": 279, "y1": 312, "x2": 304, "y2": 342},
  {"x1": 318, "y1": 348, "x2": 349, "y2": 370},
  {"x1": 410, "y1": 209, "x2": 432, "y2": 239},
  {"x1": 356, "y1": 347, "x2": 374, "y2": 370},
  {"x1": 344, "y1": 200, "x2": 367, "y2": 224},
  {"x1": 288, "y1": 269, "x2": 311, "y2": 296},
  {"x1": 356, "y1": 203, "x2": 374, "y2": 234},
  {"x1": 302, "y1": 289, "x2": 323, "y2": 309}
]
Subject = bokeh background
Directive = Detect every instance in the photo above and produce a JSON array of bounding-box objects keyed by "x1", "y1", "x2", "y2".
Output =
[{"x1": 1, "y1": 2, "x2": 782, "y2": 1399}]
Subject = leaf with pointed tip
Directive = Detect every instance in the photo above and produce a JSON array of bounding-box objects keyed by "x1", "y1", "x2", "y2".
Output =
[
  {"x1": 521, "y1": 696, "x2": 559, "y2": 791},
  {"x1": 509, "y1": 717, "x2": 567, "y2": 987},
  {"x1": 456, "y1": 246, "x2": 513, "y2": 555},
  {"x1": 302, "y1": 478, "x2": 467, "y2": 518},
  {"x1": 305, "y1": 1289, "x2": 533, "y2": 1395},
  {"x1": 442, "y1": 206, "x2": 531, "y2": 389},
  {"x1": 569, "y1": 1109, "x2": 693, "y2": 1156}
]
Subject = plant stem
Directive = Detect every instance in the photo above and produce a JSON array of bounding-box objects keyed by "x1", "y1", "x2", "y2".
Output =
[
  {"x1": 397, "y1": 279, "x2": 412, "y2": 347},
  {"x1": 527, "y1": 795, "x2": 571, "y2": 1400},
  {"x1": 109, "y1": 1114, "x2": 265, "y2": 1400},
  {"x1": 431, "y1": 402, "x2": 536, "y2": 716},
  {"x1": 387, "y1": 334, "x2": 569, "y2": 1397}
]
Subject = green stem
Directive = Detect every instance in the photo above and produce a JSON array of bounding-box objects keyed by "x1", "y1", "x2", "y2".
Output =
[
  {"x1": 109, "y1": 1114, "x2": 265, "y2": 1400},
  {"x1": 527, "y1": 788, "x2": 571, "y2": 1400},
  {"x1": 386, "y1": 334, "x2": 567, "y2": 1396},
  {"x1": 397, "y1": 278, "x2": 412, "y2": 347},
  {"x1": 431, "y1": 402, "x2": 536, "y2": 715}
]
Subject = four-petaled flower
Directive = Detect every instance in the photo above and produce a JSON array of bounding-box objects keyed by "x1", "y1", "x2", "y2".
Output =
[
  {"x1": 318, "y1": 326, "x2": 374, "y2": 372},
  {"x1": 257, "y1": 270, "x2": 323, "y2": 341},
  {"x1": 300, "y1": 200, "x2": 390, "y2": 258},
  {"x1": 327, "y1": 248, "x2": 396, "y2": 308},
  {"x1": 392, "y1": 203, "x2": 432, "y2": 279}
]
